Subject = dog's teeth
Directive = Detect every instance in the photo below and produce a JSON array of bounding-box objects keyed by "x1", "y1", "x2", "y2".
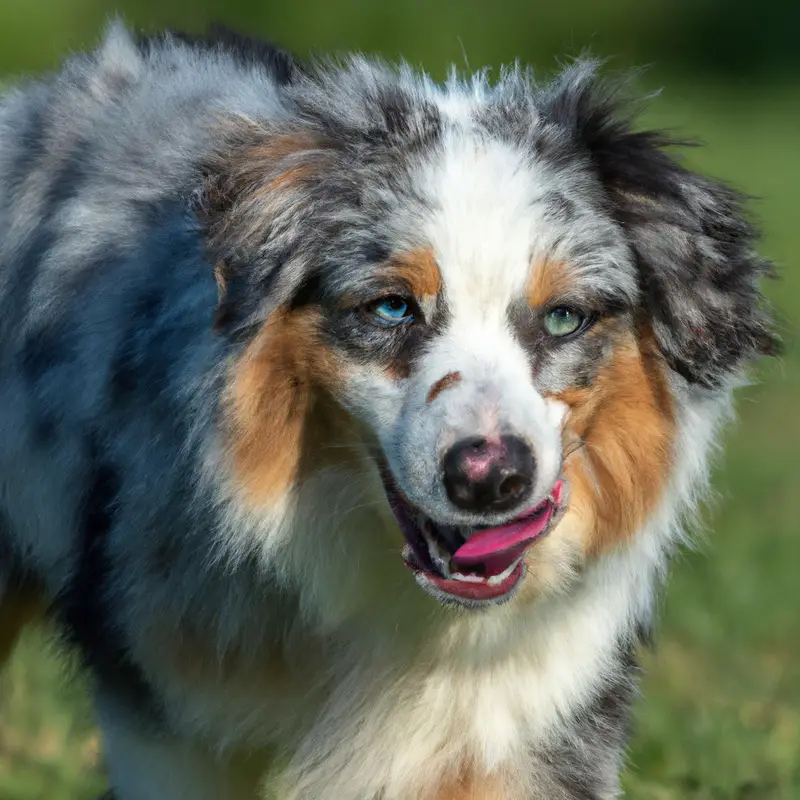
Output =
[
  {"x1": 450, "y1": 572, "x2": 486, "y2": 583},
  {"x1": 486, "y1": 558, "x2": 522, "y2": 586},
  {"x1": 450, "y1": 558, "x2": 523, "y2": 585}
]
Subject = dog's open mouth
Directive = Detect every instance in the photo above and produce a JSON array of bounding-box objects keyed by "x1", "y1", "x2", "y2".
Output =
[{"x1": 383, "y1": 477, "x2": 565, "y2": 607}]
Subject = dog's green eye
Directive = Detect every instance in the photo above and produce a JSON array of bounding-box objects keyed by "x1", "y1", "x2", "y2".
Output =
[
  {"x1": 543, "y1": 307, "x2": 585, "y2": 337},
  {"x1": 370, "y1": 296, "x2": 414, "y2": 326}
]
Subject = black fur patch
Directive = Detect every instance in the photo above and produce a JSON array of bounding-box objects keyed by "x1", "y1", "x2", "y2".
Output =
[
  {"x1": 213, "y1": 246, "x2": 297, "y2": 336},
  {"x1": 109, "y1": 287, "x2": 166, "y2": 405},
  {"x1": 5, "y1": 129, "x2": 93, "y2": 447},
  {"x1": 331, "y1": 311, "x2": 434, "y2": 379},
  {"x1": 20, "y1": 324, "x2": 74, "y2": 385},
  {"x1": 163, "y1": 25, "x2": 299, "y2": 85},
  {"x1": 374, "y1": 87, "x2": 443, "y2": 151},
  {"x1": 0, "y1": 507, "x2": 21, "y2": 591},
  {"x1": 55, "y1": 435, "x2": 162, "y2": 723},
  {"x1": 18, "y1": 321, "x2": 74, "y2": 449},
  {"x1": 357, "y1": 240, "x2": 393, "y2": 267},
  {"x1": 0, "y1": 507, "x2": 11, "y2": 555}
]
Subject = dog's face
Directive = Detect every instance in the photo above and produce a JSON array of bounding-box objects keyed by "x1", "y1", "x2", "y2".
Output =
[
  {"x1": 206, "y1": 62, "x2": 775, "y2": 611},
  {"x1": 315, "y1": 137, "x2": 649, "y2": 609}
]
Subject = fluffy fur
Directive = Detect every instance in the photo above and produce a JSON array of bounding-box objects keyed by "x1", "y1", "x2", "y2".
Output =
[{"x1": 0, "y1": 22, "x2": 776, "y2": 800}]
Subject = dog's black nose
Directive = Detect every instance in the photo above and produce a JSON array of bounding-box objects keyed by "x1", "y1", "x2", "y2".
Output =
[{"x1": 442, "y1": 435, "x2": 535, "y2": 513}]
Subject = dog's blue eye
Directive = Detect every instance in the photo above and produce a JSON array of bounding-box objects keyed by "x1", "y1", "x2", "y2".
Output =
[
  {"x1": 370, "y1": 296, "x2": 414, "y2": 325},
  {"x1": 543, "y1": 307, "x2": 585, "y2": 337}
]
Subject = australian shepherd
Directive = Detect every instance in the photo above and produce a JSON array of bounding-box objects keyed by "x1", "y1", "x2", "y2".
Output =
[{"x1": 0, "y1": 22, "x2": 777, "y2": 800}]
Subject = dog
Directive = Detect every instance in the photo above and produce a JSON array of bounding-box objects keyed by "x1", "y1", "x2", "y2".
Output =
[{"x1": 0, "y1": 21, "x2": 777, "y2": 800}]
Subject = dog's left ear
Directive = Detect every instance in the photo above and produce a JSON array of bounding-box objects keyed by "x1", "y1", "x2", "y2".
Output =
[
  {"x1": 539, "y1": 63, "x2": 779, "y2": 388},
  {"x1": 196, "y1": 118, "x2": 334, "y2": 337}
]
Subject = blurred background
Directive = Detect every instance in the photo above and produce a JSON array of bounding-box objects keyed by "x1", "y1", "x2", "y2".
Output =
[{"x1": 0, "y1": 1, "x2": 797, "y2": 798}]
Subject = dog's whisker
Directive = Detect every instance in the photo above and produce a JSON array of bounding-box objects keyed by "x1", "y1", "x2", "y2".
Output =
[{"x1": 564, "y1": 438, "x2": 587, "y2": 460}]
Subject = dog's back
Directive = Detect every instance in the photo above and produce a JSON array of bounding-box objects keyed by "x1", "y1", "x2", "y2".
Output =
[
  {"x1": 0, "y1": 32, "x2": 317, "y2": 798},
  {"x1": 0, "y1": 23, "x2": 293, "y2": 674}
]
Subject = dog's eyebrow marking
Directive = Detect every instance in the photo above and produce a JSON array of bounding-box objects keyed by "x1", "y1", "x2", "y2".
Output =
[
  {"x1": 427, "y1": 371, "x2": 462, "y2": 403},
  {"x1": 526, "y1": 258, "x2": 574, "y2": 308},
  {"x1": 387, "y1": 247, "x2": 442, "y2": 299}
]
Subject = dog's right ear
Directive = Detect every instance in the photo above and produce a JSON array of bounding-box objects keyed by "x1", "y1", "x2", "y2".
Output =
[
  {"x1": 539, "y1": 62, "x2": 779, "y2": 388},
  {"x1": 197, "y1": 119, "x2": 332, "y2": 336}
]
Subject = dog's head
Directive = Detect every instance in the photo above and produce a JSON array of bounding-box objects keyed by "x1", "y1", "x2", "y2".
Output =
[{"x1": 203, "y1": 60, "x2": 776, "y2": 611}]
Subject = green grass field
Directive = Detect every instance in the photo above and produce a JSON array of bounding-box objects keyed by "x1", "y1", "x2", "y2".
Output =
[{"x1": 0, "y1": 66, "x2": 798, "y2": 800}]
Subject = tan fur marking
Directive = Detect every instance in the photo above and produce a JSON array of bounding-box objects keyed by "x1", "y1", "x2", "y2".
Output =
[
  {"x1": 387, "y1": 248, "x2": 442, "y2": 300},
  {"x1": 261, "y1": 162, "x2": 317, "y2": 193},
  {"x1": 204, "y1": 128, "x2": 328, "y2": 254},
  {"x1": 226, "y1": 308, "x2": 343, "y2": 506},
  {"x1": 385, "y1": 361, "x2": 410, "y2": 382},
  {"x1": 526, "y1": 258, "x2": 574, "y2": 308},
  {"x1": 205, "y1": 131, "x2": 321, "y2": 206},
  {"x1": 436, "y1": 769, "x2": 508, "y2": 800},
  {"x1": 247, "y1": 133, "x2": 321, "y2": 162},
  {"x1": 233, "y1": 134, "x2": 322, "y2": 197},
  {"x1": 556, "y1": 327, "x2": 675, "y2": 555},
  {"x1": 427, "y1": 371, "x2": 462, "y2": 403}
]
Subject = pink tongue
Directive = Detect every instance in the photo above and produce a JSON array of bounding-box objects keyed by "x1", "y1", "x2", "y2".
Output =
[
  {"x1": 456, "y1": 541, "x2": 529, "y2": 577},
  {"x1": 452, "y1": 503, "x2": 553, "y2": 566}
]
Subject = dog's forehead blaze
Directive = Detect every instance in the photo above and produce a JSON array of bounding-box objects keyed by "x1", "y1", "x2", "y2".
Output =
[
  {"x1": 386, "y1": 247, "x2": 442, "y2": 300},
  {"x1": 526, "y1": 258, "x2": 575, "y2": 308},
  {"x1": 555, "y1": 326, "x2": 675, "y2": 556},
  {"x1": 224, "y1": 308, "x2": 344, "y2": 507}
]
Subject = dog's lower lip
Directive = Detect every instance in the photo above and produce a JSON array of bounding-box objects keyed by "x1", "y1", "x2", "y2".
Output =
[{"x1": 421, "y1": 561, "x2": 526, "y2": 603}]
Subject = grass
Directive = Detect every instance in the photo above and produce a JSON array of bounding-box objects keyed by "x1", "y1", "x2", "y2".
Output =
[
  {"x1": 0, "y1": 77, "x2": 798, "y2": 799},
  {"x1": 0, "y1": 634, "x2": 105, "y2": 800}
]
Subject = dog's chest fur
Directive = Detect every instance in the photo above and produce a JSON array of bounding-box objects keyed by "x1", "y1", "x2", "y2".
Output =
[{"x1": 125, "y1": 506, "x2": 648, "y2": 800}]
